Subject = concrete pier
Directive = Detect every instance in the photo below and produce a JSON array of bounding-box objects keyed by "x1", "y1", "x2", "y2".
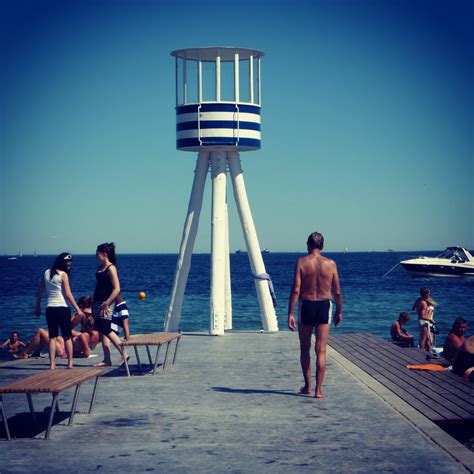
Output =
[{"x1": 0, "y1": 332, "x2": 472, "y2": 473}]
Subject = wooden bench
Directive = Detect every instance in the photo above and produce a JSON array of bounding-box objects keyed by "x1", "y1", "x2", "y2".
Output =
[
  {"x1": 329, "y1": 333, "x2": 474, "y2": 426},
  {"x1": 0, "y1": 367, "x2": 103, "y2": 440},
  {"x1": 120, "y1": 332, "x2": 182, "y2": 377}
]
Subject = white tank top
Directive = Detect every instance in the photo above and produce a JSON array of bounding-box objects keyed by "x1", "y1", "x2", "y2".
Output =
[{"x1": 44, "y1": 269, "x2": 68, "y2": 307}]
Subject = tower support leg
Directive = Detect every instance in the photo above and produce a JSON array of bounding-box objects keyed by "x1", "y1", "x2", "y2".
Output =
[
  {"x1": 164, "y1": 151, "x2": 209, "y2": 332},
  {"x1": 224, "y1": 196, "x2": 232, "y2": 330},
  {"x1": 210, "y1": 151, "x2": 227, "y2": 335},
  {"x1": 227, "y1": 151, "x2": 278, "y2": 332}
]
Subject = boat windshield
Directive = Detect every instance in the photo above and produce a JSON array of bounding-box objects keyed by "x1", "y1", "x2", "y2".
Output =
[{"x1": 437, "y1": 248, "x2": 467, "y2": 262}]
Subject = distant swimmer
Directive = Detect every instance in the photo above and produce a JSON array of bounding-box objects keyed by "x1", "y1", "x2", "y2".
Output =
[{"x1": 288, "y1": 232, "x2": 342, "y2": 398}]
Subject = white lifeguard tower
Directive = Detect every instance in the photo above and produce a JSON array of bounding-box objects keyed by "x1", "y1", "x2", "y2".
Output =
[{"x1": 164, "y1": 46, "x2": 278, "y2": 335}]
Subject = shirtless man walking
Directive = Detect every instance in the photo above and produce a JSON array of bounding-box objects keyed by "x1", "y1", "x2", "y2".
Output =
[{"x1": 288, "y1": 232, "x2": 342, "y2": 398}]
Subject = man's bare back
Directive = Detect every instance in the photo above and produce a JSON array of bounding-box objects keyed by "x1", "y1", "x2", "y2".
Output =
[{"x1": 298, "y1": 253, "x2": 337, "y2": 301}]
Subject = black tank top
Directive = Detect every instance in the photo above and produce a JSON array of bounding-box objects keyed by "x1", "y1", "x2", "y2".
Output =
[{"x1": 94, "y1": 265, "x2": 114, "y2": 302}]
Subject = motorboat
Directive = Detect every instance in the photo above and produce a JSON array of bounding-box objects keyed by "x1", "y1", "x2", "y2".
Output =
[{"x1": 400, "y1": 247, "x2": 474, "y2": 276}]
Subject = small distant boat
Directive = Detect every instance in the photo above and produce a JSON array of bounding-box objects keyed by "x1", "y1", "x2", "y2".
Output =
[
  {"x1": 33, "y1": 249, "x2": 38, "y2": 257},
  {"x1": 235, "y1": 249, "x2": 245, "y2": 254},
  {"x1": 400, "y1": 247, "x2": 474, "y2": 276},
  {"x1": 261, "y1": 248, "x2": 270, "y2": 254},
  {"x1": 7, "y1": 256, "x2": 17, "y2": 260}
]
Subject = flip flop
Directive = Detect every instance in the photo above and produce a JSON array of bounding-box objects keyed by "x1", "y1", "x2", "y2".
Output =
[{"x1": 93, "y1": 361, "x2": 111, "y2": 367}]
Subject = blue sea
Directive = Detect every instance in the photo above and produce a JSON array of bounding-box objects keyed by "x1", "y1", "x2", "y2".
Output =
[{"x1": 1, "y1": 252, "x2": 473, "y2": 353}]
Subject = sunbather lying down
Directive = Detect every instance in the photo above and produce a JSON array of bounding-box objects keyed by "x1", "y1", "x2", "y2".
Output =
[{"x1": 14, "y1": 326, "x2": 99, "y2": 359}]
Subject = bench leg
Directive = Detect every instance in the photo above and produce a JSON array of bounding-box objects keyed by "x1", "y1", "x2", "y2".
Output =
[
  {"x1": 45, "y1": 394, "x2": 58, "y2": 439},
  {"x1": 152, "y1": 344, "x2": 162, "y2": 376},
  {"x1": 55, "y1": 397, "x2": 60, "y2": 413},
  {"x1": 68, "y1": 384, "x2": 82, "y2": 426},
  {"x1": 146, "y1": 345, "x2": 152, "y2": 365},
  {"x1": 172, "y1": 336, "x2": 181, "y2": 365},
  {"x1": 123, "y1": 355, "x2": 131, "y2": 377},
  {"x1": 134, "y1": 346, "x2": 142, "y2": 374},
  {"x1": 163, "y1": 341, "x2": 171, "y2": 369},
  {"x1": 88, "y1": 376, "x2": 101, "y2": 414},
  {"x1": 26, "y1": 393, "x2": 37, "y2": 427},
  {"x1": 0, "y1": 396, "x2": 11, "y2": 441}
]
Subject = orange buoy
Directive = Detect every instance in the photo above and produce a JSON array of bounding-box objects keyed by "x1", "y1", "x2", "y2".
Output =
[{"x1": 139, "y1": 291, "x2": 146, "y2": 300}]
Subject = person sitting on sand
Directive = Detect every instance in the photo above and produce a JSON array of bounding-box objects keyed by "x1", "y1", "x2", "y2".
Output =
[
  {"x1": 443, "y1": 317, "x2": 468, "y2": 362},
  {"x1": 1, "y1": 331, "x2": 26, "y2": 357},
  {"x1": 452, "y1": 336, "x2": 474, "y2": 382},
  {"x1": 390, "y1": 312, "x2": 415, "y2": 347}
]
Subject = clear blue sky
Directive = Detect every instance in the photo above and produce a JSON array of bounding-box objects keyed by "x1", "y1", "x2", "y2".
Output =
[{"x1": 1, "y1": 0, "x2": 472, "y2": 255}]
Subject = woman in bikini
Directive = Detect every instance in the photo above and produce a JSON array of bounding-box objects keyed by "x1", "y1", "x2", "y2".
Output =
[{"x1": 91, "y1": 243, "x2": 128, "y2": 367}]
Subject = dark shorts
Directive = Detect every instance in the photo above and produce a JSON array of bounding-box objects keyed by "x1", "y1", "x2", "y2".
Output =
[
  {"x1": 299, "y1": 300, "x2": 332, "y2": 326},
  {"x1": 95, "y1": 317, "x2": 113, "y2": 335},
  {"x1": 92, "y1": 301, "x2": 115, "y2": 336},
  {"x1": 46, "y1": 306, "x2": 72, "y2": 339}
]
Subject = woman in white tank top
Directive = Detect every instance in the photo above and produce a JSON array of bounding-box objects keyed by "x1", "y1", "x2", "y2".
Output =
[{"x1": 35, "y1": 252, "x2": 84, "y2": 369}]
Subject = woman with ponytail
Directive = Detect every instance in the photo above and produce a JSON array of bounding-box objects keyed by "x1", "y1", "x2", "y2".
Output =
[
  {"x1": 35, "y1": 252, "x2": 84, "y2": 369},
  {"x1": 92, "y1": 243, "x2": 128, "y2": 367}
]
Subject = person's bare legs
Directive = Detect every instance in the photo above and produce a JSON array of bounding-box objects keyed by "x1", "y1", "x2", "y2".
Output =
[
  {"x1": 64, "y1": 337, "x2": 73, "y2": 369},
  {"x1": 106, "y1": 331, "x2": 128, "y2": 365},
  {"x1": 49, "y1": 337, "x2": 57, "y2": 369},
  {"x1": 298, "y1": 323, "x2": 313, "y2": 394},
  {"x1": 94, "y1": 334, "x2": 112, "y2": 366},
  {"x1": 75, "y1": 333, "x2": 91, "y2": 358},
  {"x1": 14, "y1": 328, "x2": 49, "y2": 358},
  {"x1": 314, "y1": 323, "x2": 330, "y2": 398},
  {"x1": 420, "y1": 326, "x2": 431, "y2": 352},
  {"x1": 94, "y1": 332, "x2": 128, "y2": 366}
]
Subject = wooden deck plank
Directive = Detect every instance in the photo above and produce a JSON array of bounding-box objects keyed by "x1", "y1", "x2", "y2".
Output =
[
  {"x1": 330, "y1": 341, "x2": 448, "y2": 421},
  {"x1": 337, "y1": 334, "x2": 474, "y2": 412},
  {"x1": 329, "y1": 339, "x2": 456, "y2": 421},
  {"x1": 329, "y1": 333, "x2": 474, "y2": 423},
  {"x1": 351, "y1": 333, "x2": 474, "y2": 392},
  {"x1": 344, "y1": 333, "x2": 474, "y2": 397}
]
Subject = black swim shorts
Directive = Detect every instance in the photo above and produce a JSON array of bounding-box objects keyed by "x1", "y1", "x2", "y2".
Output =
[{"x1": 299, "y1": 300, "x2": 332, "y2": 326}]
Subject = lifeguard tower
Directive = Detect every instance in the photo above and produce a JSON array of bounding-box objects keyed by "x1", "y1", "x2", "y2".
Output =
[{"x1": 164, "y1": 47, "x2": 278, "y2": 335}]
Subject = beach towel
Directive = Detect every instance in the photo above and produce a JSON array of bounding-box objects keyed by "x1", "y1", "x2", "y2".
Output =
[{"x1": 406, "y1": 364, "x2": 448, "y2": 372}]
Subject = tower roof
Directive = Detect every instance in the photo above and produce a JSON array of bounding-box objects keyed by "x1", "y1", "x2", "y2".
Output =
[{"x1": 170, "y1": 47, "x2": 264, "y2": 62}]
